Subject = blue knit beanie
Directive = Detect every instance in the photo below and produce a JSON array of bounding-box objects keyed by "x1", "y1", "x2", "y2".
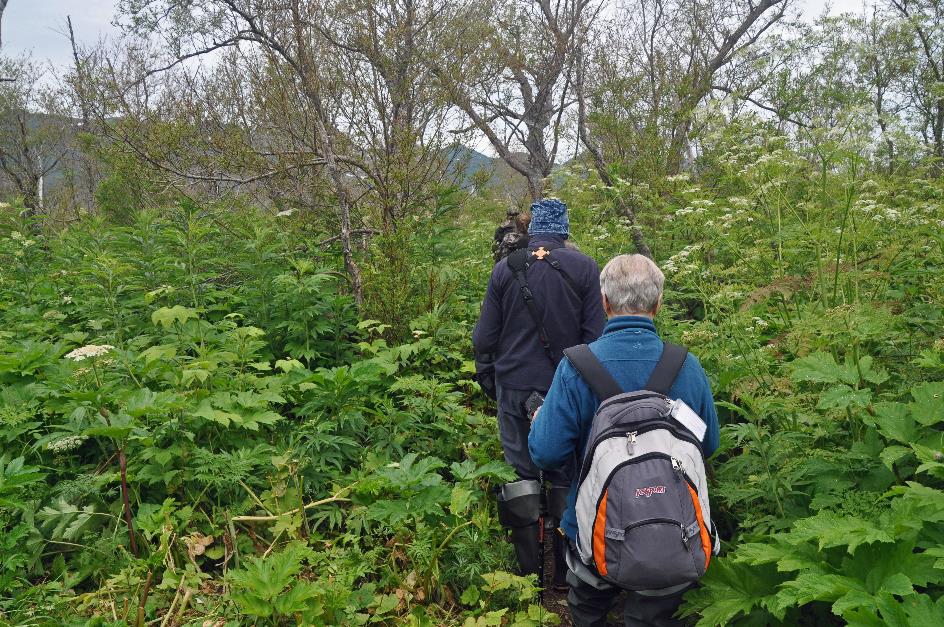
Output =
[{"x1": 528, "y1": 198, "x2": 569, "y2": 236}]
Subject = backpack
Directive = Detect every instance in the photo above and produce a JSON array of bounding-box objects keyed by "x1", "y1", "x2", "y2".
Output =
[
  {"x1": 563, "y1": 342, "x2": 717, "y2": 593},
  {"x1": 494, "y1": 230, "x2": 528, "y2": 262}
]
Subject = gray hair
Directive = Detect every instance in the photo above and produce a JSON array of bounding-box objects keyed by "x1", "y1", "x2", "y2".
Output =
[{"x1": 599, "y1": 254, "x2": 665, "y2": 314}]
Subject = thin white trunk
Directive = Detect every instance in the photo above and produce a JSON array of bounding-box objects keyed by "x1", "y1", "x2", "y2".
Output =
[{"x1": 0, "y1": 0, "x2": 9, "y2": 49}]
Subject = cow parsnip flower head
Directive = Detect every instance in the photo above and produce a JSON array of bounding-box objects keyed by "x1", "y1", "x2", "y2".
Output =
[
  {"x1": 64, "y1": 344, "x2": 115, "y2": 361},
  {"x1": 47, "y1": 435, "x2": 88, "y2": 453}
]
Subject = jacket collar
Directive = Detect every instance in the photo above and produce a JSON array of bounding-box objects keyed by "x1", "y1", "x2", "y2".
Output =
[
  {"x1": 603, "y1": 315, "x2": 658, "y2": 335},
  {"x1": 528, "y1": 233, "x2": 567, "y2": 249}
]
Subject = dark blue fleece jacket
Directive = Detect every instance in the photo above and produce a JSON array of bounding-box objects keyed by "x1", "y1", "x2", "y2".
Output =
[
  {"x1": 528, "y1": 315, "x2": 720, "y2": 541},
  {"x1": 472, "y1": 234, "x2": 605, "y2": 391}
]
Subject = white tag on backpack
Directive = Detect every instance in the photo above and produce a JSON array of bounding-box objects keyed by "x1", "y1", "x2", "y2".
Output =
[{"x1": 669, "y1": 399, "x2": 707, "y2": 442}]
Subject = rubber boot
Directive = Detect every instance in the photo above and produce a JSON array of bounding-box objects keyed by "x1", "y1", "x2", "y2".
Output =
[
  {"x1": 509, "y1": 523, "x2": 541, "y2": 577},
  {"x1": 496, "y1": 480, "x2": 542, "y2": 578}
]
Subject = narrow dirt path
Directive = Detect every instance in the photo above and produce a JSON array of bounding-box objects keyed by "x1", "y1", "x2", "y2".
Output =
[{"x1": 541, "y1": 535, "x2": 572, "y2": 626}]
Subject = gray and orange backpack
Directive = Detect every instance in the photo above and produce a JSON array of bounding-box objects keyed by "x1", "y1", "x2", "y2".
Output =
[{"x1": 564, "y1": 342, "x2": 719, "y2": 594}]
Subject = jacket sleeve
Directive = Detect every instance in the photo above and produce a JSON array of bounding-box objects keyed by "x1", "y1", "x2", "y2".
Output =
[
  {"x1": 472, "y1": 266, "x2": 503, "y2": 355},
  {"x1": 580, "y1": 260, "x2": 605, "y2": 343},
  {"x1": 529, "y1": 360, "x2": 583, "y2": 469}
]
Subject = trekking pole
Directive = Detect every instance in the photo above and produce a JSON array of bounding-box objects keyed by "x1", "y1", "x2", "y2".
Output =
[
  {"x1": 537, "y1": 468, "x2": 546, "y2": 605},
  {"x1": 525, "y1": 392, "x2": 547, "y2": 606}
]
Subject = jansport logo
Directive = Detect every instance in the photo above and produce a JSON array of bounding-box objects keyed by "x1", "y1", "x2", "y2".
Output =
[{"x1": 634, "y1": 485, "x2": 666, "y2": 498}]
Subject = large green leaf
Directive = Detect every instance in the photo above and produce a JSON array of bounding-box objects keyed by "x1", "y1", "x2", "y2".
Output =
[
  {"x1": 789, "y1": 511, "x2": 893, "y2": 554},
  {"x1": 817, "y1": 384, "x2": 871, "y2": 410},
  {"x1": 151, "y1": 305, "x2": 198, "y2": 328},
  {"x1": 0, "y1": 455, "x2": 44, "y2": 507},
  {"x1": 680, "y1": 560, "x2": 783, "y2": 625},
  {"x1": 773, "y1": 572, "x2": 865, "y2": 615},
  {"x1": 867, "y1": 402, "x2": 916, "y2": 443},
  {"x1": 791, "y1": 352, "x2": 857, "y2": 386},
  {"x1": 910, "y1": 382, "x2": 944, "y2": 426}
]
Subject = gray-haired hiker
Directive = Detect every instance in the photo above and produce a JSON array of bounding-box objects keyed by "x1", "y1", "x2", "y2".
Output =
[
  {"x1": 529, "y1": 254, "x2": 720, "y2": 626},
  {"x1": 473, "y1": 198, "x2": 605, "y2": 588}
]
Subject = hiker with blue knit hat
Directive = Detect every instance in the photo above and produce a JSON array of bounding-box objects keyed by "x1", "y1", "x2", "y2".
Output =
[{"x1": 473, "y1": 198, "x2": 605, "y2": 590}]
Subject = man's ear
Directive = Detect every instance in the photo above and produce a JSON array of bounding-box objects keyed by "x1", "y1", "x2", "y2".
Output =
[
  {"x1": 652, "y1": 294, "x2": 663, "y2": 317},
  {"x1": 602, "y1": 292, "x2": 612, "y2": 317}
]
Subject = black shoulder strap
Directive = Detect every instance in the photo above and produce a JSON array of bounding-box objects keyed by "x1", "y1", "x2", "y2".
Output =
[
  {"x1": 545, "y1": 253, "x2": 580, "y2": 297},
  {"x1": 507, "y1": 247, "x2": 529, "y2": 274},
  {"x1": 507, "y1": 249, "x2": 555, "y2": 365},
  {"x1": 645, "y1": 342, "x2": 688, "y2": 395},
  {"x1": 563, "y1": 344, "x2": 623, "y2": 401}
]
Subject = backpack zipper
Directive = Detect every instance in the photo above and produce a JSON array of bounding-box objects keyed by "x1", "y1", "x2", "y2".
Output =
[
  {"x1": 621, "y1": 518, "x2": 692, "y2": 556},
  {"x1": 579, "y1": 423, "x2": 702, "y2": 484},
  {"x1": 623, "y1": 517, "x2": 681, "y2": 532},
  {"x1": 595, "y1": 391, "x2": 669, "y2": 414}
]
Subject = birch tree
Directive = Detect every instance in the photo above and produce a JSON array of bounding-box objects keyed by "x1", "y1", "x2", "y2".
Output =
[{"x1": 437, "y1": 0, "x2": 602, "y2": 201}]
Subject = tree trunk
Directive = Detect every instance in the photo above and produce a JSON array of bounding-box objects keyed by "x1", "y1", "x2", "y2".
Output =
[
  {"x1": 289, "y1": 1, "x2": 364, "y2": 305},
  {"x1": 21, "y1": 176, "x2": 40, "y2": 214},
  {"x1": 316, "y1": 118, "x2": 364, "y2": 306},
  {"x1": 930, "y1": 94, "x2": 943, "y2": 177},
  {"x1": 0, "y1": 0, "x2": 8, "y2": 49},
  {"x1": 526, "y1": 173, "x2": 544, "y2": 202}
]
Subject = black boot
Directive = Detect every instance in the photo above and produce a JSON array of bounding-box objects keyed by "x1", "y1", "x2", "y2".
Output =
[
  {"x1": 509, "y1": 523, "x2": 541, "y2": 577},
  {"x1": 496, "y1": 480, "x2": 542, "y2": 578}
]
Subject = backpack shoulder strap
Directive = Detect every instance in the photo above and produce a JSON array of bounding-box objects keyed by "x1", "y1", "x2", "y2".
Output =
[
  {"x1": 507, "y1": 248, "x2": 556, "y2": 365},
  {"x1": 544, "y1": 252, "x2": 580, "y2": 297},
  {"x1": 645, "y1": 342, "x2": 689, "y2": 395},
  {"x1": 563, "y1": 344, "x2": 623, "y2": 401},
  {"x1": 507, "y1": 247, "x2": 530, "y2": 274}
]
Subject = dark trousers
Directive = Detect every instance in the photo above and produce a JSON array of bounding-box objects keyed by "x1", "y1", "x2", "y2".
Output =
[
  {"x1": 496, "y1": 385, "x2": 569, "y2": 485},
  {"x1": 497, "y1": 385, "x2": 570, "y2": 585},
  {"x1": 566, "y1": 570, "x2": 690, "y2": 627}
]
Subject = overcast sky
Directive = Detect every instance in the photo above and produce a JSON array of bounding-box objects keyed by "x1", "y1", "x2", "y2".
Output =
[{"x1": 3, "y1": 0, "x2": 870, "y2": 71}]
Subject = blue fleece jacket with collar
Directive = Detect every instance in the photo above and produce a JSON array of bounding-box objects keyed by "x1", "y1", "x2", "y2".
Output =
[
  {"x1": 528, "y1": 315, "x2": 720, "y2": 541},
  {"x1": 472, "y1": 234, "x2": 605, "y2": 391}
]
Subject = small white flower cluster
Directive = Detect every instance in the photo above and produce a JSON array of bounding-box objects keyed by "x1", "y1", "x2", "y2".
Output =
[
  {"x1": 708, "y1": 287, "x2": 745, "y2": 305},
  {"x1": 65, "y1": 344, "x2": 115, "y2": 361},
  {"x1": 681, "y1": 327, "x2": 718, "y2": 346},
  {"x1": 276, "y1": 208, "x2": 296, "y2": 217},
  {"x1": 47, "y1": 435, "x2": 88, "y2": 453},
  {"x1": 662, "y1": 244, "x2": 701, "y2": 274},
  {"x1": 8, "y1": 231, "x2": 37, "y2": 257},
  {"x1": 856, "y1": 198, "x2": 901, "y2": 223},
  {"x1": 745, "y1": 317, "x2": 770, "y2": 334}
]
